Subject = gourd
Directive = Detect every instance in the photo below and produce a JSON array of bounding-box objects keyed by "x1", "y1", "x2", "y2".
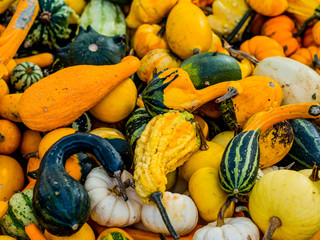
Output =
[
  {"x1": 14, "y1": 53, "x2": 54, "y2": 69},
  {"x1": 80, "y1": 0, "x2": 126, "y2": 37},
  {"x1": 0, "y1": 79, "x2": 9, "y2": 99},
  {"x1": 290, "y1": 46, "x2": 320, "y2": 74},
  {"x1": 253, "y1": 56, "x2": 320, "y2": 105},
  {"x1": 57, "y1": 26, "x2": 126, "y2": 67},
  {"x1": 125, "y1": 108, "x2": 152, "y2": 149},
  {"x1": 84, "y1": 167, "x2": 144, "y2": 227},
  {"x1": 125, "y1": 0, "x2": 177, "y2": 29},
  {"x1": 246, "y1": 0, "x2": 288, "y2": 16},
  {"x1": 219, "y1": 103, "x2": 320, "y2": 198},
  {"x1": 66, "y1": 112, "x2": 92, "y2": 133},
  {"x1": 249, "y1": 170, "x2": 320, "y2": 239},
  {"x1": 133, "y1": 24, "x2": 169, "y2": 59},
  {"x1": 24, "y1": 0, "x2": 73, "y2": 49},
  {"x1": 179, "y1": 52, "x2": 242, "y2": 90},
  {"x1": 33, "y1": 133, "x2": 128, "y2": 236},
  {"x1": 44, "y1": 223, "x2": 95, "y2": 240},
  {"x1": 211, "y1": 131, "x2": 235, "y2": 147},
  {"x1": 261, "y1": 15, "x2": 300, "y2": 56},
  {"x1": 240, "y1": 36, "x2": 285, "y2": 61},
  {"x1": 20, "y1": 129, "x2": 42, "y2": 156},
  {"x1": 0, "y1": 119, "x2": 21, "y2": 155},
  {"x1": 0, "y1": 0, "x2": 39, "y2": 79},
  {"x1": 10, "y1": 62, "x2": 43, "y2": 92},
  {"x1": 137, "y1": 48, "x2": 181, "y2": 83},
  {"x1": 312, "y1": 21, "x2": 320, "y2": 45},
  {"x1": 89, "y1": 78, "x2": 137, "y2": 123},
  {"x1": 188, "y1": 167, "x2": 234, "y2": 222},
  {"x1": 18, "y1": 55, "x2": 140, "y2": 132},
  {"x1": 141, "y1": 192, "x2": 198, "y2": 236},
  {"x1": 134, "y1": 111, "x2": 201, "y2": 239},
  {"x1": 0, "y1": 93, "x2": 23, "y2": 122},
  {"x1": 0, "y1": 0, "x2": 16, "y2": 14},
  {"x1": 287, "y1": 0, "x2": 320, "y2": 22},
  {"x1": 165, "y1": 0, "x2": 212, "y2": 59},
  {"x1": 97, "y1": 228, "x2": 134, "y2": 240},
  {"x1": 0, "y1": 189, "x2": 41, "y2": 240}
]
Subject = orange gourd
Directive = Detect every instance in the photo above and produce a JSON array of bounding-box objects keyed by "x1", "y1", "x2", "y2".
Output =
[
  {"x1": 290, "y1": 46, "x2": 320, "y2": 74},
  {"x1": 23, "y1": 157, "x2": 41, "y2": 191},
  {"x1": 0, "y1": 93, "x2": 23, "y2": 122},
  {"x1": 0, "y1": 200, "x2": 8, "y2": 218},
  {"x1": 312, "y1": 20, "x2": 320, "y2": 45},
  {"x1": 303, "y1": 27, "x2": 318, "y2": 47},
  {"x1": 20, "y1": 129, "x2": 42, "y2": 156},
  {"x1": 18, "y1": 56, "x2": 140, "y2": 132},
  {"x1": 14, "y1": 53, "x2": 54, "y2": 68},
  {"x1": 44, "y1": 223, "x2": 95, "y2": 240},
  {"x1": 240, "y1": 35, "x2": 285, "y2": 61},
  {"x1": 25, "y1": 223, "x2": 47, "y2": 240},
  {"x1": 246, "y1": 0, "x2": 288, "y2": 17},
  {"x1": 0, "y1": 0, "x2": 39, "y2": 79},
  {"x1": 2, "y1": 59, "x2": 17, "y2": 82},
  {"x1": 0, "y1": 78, "x2": 9, "y2": 99},
  {"x1": 0, "y1": 119, "x2": 21, "y2": 155},
  {"x1": 261, "y1": 15, "x2": 300, "y2": 56},
  {"x1": 133, "y1": 24, "x2": 169, "y2": 59},
  {"x1": 97, "y1": 228, "x2": 134, "y2": 240},
  {"x1": 191, "y1": 0, "x2": 214, "y2": 6}
]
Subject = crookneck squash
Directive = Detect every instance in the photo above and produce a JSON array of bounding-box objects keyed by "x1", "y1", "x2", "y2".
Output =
[
  {"x1": 18, "y1": 56, "x2": 140, "y2": 132},
  {"x1": 24, "y1": 0, "x2": 73, "y2": 49},
  {"x1": 33, "y1": 132, "x2": 128, "y2": 236}
]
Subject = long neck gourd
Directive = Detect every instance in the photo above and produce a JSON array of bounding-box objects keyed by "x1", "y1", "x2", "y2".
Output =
[
  {"x1": 33, "y1": 132, "x2": 126, "y2": 236},
  {"x1": 218, "y1": 103, "x2": 320, "y2": 197}
]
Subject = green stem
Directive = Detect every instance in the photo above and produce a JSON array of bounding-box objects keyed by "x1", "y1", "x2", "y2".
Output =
[
  {"x1": 150, "y1": 192, "x2": 180, "y2": 240},
  {"x1": 262, "y1": 216, "x2": 282, "y2": 240}
]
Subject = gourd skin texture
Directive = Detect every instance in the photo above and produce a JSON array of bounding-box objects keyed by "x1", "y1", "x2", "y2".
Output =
[{"x1": 249, "y1": 170, "x2": 320, "y2": 240}]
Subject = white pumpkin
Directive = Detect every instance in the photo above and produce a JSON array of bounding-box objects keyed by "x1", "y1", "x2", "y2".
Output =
[
  {"x1": 84, "y1": 167, "x2": 144, "y2": 227},
  {"x1": 141, "y1": 191, "x2": 198, "y2": 236},
  {"x1": 193, "y1": 217, "x2": 260, "y2": 240}
]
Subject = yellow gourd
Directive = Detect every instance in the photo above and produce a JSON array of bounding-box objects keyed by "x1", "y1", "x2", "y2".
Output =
[{"x1": 210, "y1": 131, "x2": 235, "y2": 148}]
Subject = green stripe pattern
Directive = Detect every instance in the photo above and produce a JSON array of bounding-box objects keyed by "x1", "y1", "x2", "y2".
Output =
[
  {"x1": 219, "y1": 98, "x2": 240, "y2": 131},
  {"x1": 287, "y1": 118, "x2": 320, "y2": 168},
  {"x1": 11, "y1": 62, "x2": 43, "y2": 92},
  {"x1": 219, "y1": 130, "x2": 260, "y2": 196}
]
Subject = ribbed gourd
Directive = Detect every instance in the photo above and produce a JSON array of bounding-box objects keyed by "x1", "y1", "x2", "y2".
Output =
[{"x1": 134, "y1": 110, "x2": 201, "y2": 239}]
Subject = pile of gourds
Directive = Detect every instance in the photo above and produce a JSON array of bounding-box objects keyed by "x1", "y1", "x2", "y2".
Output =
[{"x1": 1, "y1": 0, "x2": 320, "y2": 239}]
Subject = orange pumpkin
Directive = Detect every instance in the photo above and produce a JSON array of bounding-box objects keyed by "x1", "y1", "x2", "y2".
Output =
[
  {"x1": 312, "y1": 20, "x2": 320, "y2": 46},
  {"x1": 246, "y1": 0, "x2": 288, "y2": 17},
  {"x1": 290, "y1": 46, "x2": 320, "y2": 74},
  {"x1": 239, "y1": 35, "x2": 285, "y2": 61},
  {"x1": 97, "y1": 228, "x2": 134, "y2": 240},
  {"x1": 0, "y1": 79, "x2": 9, "y2": 99},
  {"x1": 20, "y1": 129, "x2": 42, "y2": 156},
  {"x1": 0, "y1": 119, "x2": 21, "y2": 155},
  {"x1": 249, "y1": 13, "x2": 268, "y2": 36},
  {"x1": 261, "y1": 15, "x2": 300, "y2": 56},
  {"x1": 303, "y1": 27, "x2": 318, "y2": 47},
  {"x1": 133, "y1": 24, "x2": 169, "y2": 58}
]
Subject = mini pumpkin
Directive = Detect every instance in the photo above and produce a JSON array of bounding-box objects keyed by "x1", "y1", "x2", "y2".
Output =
[
  {"x1": 246, "y1": 0, "x2": 288, "y2": 17},
  {"x1": 0, "y1": 119, "x2": 21, "y2": 155}
]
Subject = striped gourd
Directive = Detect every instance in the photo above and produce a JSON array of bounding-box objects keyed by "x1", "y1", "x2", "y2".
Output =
[
  {"x1": 218, "y1": 103, "x2": 320, "y2": 197},
  {"x1": 286, "y1": 118, "x2": 320, "y2": 168},
  {"x1": 67, "y1": 112, "x2": 92, "y2": 132},
  {"x1": 10, "y1": 62, "x2": 43, "y2": 92},
  {"x1": 0, "y1": 189, "x2": 41, "y2": 240},
  {"x1": 79, "y1": 0, "x2": 126, "y2": 37}
]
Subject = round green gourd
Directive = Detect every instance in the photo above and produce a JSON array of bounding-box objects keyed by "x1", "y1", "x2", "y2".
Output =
[
  {"x1": 0, "y1": 189, "x2": 41, "y2": 240},
  {"x1": 10, "y1": 62, "x2": 43, "y2": 92}
]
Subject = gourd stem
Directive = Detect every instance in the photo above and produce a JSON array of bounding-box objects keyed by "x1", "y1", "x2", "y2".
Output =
[
  {"x1": 27, "y1": 169, "x2": 38, "y2": 179},
  {"x1": 225, "y1": 8, "x2": 255, "y2": 43},
  {"x1": 200, "y1": 6, "x2": 213, "y2": 15},
  {"x1": 23, "y1": 151, "x2": 40, "y2": 159},
  {"x1": 195, "y1": 121, "x2": 209, "y2": 151},
  {"x1": 312, "y1": 54, "x2": 320, "y2": 70},
  {"x1": 309, "y1": 163, "x2": 320, "y2": 182},
  {"x1": 0, "y1": 133, "x2": 4, "y2": 142},
  {"x1": 284, "y1": 162, "x2": 295, "y2": 170},
  {"x1": 215, "y1": 87, "x2": 239, "y2": 103},
  {"x1": 262, "y1": 216, "x2": 282, "y2": 240},
  {"x1": 216, "y1": 196, "x2": 238, "y2": 227},
  {"x1": 158, "y1": 233, "x2": 168, "y2": 240},
  {"x1": 123, "y1": 178, "x2": 135, "y2": 189},
  {"x1": 157, "y1": 25, "x2": 166, "y2": 37},
  {"x1": 193, "y1": 48, "x2": 201, "y2": 55},
  {"x1": 114, "y1": 170, "x2": 128, "y2": 201},
  {"x1": 293, "y1": 14, "x2": 320, "y2": 38},
  {"x1": 223, "y1": 40, "x2": 259, "y2": 64},
  {"x1": 235, "y1": 205, "x2": 252, "y2": 219},
  {"x1": 150, "y1": 192, "x2": 180, "y2": 240}
]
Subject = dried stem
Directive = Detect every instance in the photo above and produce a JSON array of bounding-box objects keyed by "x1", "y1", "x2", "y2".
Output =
[{"x1": 262, "y1": 216, "x2": 282, "y2": 240}]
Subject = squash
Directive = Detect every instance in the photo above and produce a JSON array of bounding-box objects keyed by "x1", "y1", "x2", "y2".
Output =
[
  {"x1": 0, "y1": 93, "x2": 23, "y2": 122},
  {"x1": 125, "y1": 0, "x2": 177, "y2": 29},
  {"x1": 57, "y1": 26, "x2": 126, "y2": 67},
  {"x1": 33, "y1": 133, "x2": 128, "y2": 236},
  {"x1": 302, "y1": 27, "x2": 317, "y2": 47},
  {"x1": 253, "y1": 56, "x2": 320, "y2": 105},
  {"x1": 287, "y1": 0, "x2": 320, "y2": 23},
  {"x1": 192, "y1": 0, "x2": 214, "y2": 6},
  {"x1": 299, "y1": 165, "x2": 320, "y2": 190},
  {"x1": 133, "y1": 24, "x2": 169, "y2": 59},
  {"x1": 44, "y1": 223, "x2": 95, "y2": 240},
  {"x1": 240, "y1": 36, "x2": 285, "y2": 61},
  {"x1": 249, "y1": 170, "x2": 320, "y2": 240},
  {"x1": 219, "y1": 103, "x2": 320, "y2": 198},
  {"x1": 188, "y1": 167, "x2": 234, "y2": 222},
  {"x1": 10, "y1": 62, "x2": 43, "y2": 92},
  {"x1": 14, "y1": 53, "x2": 54, "y2": 69},
  {"x1": 0, "y1": 189, "x2": 40, "y2": 240},
  {"x1": 89, "y1": 78, "x2": 137, "y2": 123},
  {"x1": 137, "y1": 48, "x2": 181, "y2": 83},
  {"x1": 179, "y1": 52, "x2": 242, "y2": 90},
  {"x1": 0, "y1": 0, "x2": 39, "y2": 79},
  {"x1": 23, "y1": 0, "x2": 73, "y2": 49},
  {"x1": 97, "y1": 228, "x2": 134, "y2": 240},
  {"x1": 66, "y1": 112, "x2": 92, "y2": 133},
  {"x1": 261, "y1": 15, "x2": 300, "y2": 56},
  {"x1": 246, "y1": 0, "x2": 288, "y2": 16},
  {"x1": 0, "y1": 0, "x2": 16, "y2": 15},
  {"x1": 0, "y1": 119, "x2": 21, "y2": 155},
  {"x1": 0, "y1": 155, "x2": 24, "y2": 201},
  {"x1": 0, "y1": 236, "x2": 16, "y2": 240},
  {"x1": 141, "y1": 192, "x2": 198, "y2": 236},
  {"x1": 2, "y1": 59, "x2": 17, "y2": 83},
  {"x1": 290, "y1": 46, "x2": 320, "y2": 74},
  {"x1": 165, "y1": 0, "x2": 212, "y2": 59},
  {"x1": 211, "y1": 131, "x2": 235, "y2": 148},
  {"x1": 64, "y1": 0, "x2": 87, "y2": 16},
  {"x1": 84, "y1": 167, "x2": 144, "y2": 227},
  {"x1": 18, "y1": 55, "x2": 140, "y2": 132},
  {"x1": 312, "y1": 20, "x2": 320, "y2": 45},
  {"x1": 0, "y1": 79, "x2": 9, "y2": 99},
  {"x1": 25, "y1": 222, "x2": 47, "y2": 240}
]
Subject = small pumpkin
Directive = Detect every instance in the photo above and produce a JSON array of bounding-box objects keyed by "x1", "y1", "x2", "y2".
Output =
[
  {"x1": 10, "y1": 62, "x2": 43, "y2": 92},
  {"x1": 20, "y1": 129, "x2": 42, "y2": 156},
  {"x1": 240, "y1": 35, "x2": 285, "y2": 61},
  {"x1": 133, "y1": 24, "x2": 169, "y2": 59},
  {"x1": 246, "y1": 0, "x2": 288, "y2": 16},
  {"x1": 0, "y1": 119, "x2": 21, "y2": 155},
  {"x1": 290, "y1": 46, "x2": 320, "y2": 74},
  {"x1": 97, "y1": 228, "x2": 134, "y2": 240},
  {"x1": 303, "y1": 27, "x2": 317, "y2": 47}
]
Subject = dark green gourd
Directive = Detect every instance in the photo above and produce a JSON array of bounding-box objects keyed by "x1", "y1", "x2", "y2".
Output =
[
  {"x1": 33, "y1": 132, "x2": 127, "y2": 236},
  {"x1": 57, "y1": 26, "x2": 126, "y2": 67}
]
